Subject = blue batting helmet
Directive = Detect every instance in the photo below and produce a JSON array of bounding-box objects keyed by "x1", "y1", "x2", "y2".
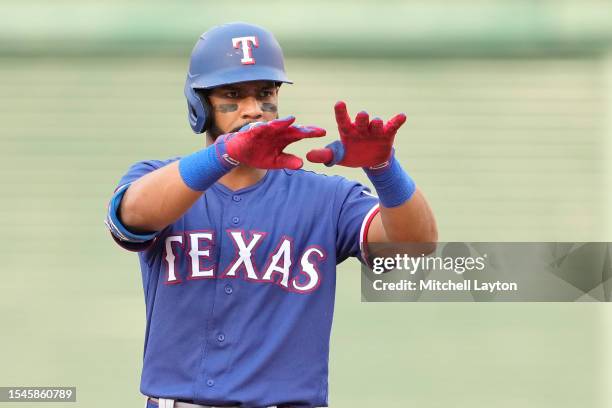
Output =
[{"x1": 185, "y1": 22, "x2": 293, "y2": 134}]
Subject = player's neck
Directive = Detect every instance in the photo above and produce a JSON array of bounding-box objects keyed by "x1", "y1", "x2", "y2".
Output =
[{"x1": 217, "y1": 166, "x2": 267, "y2": 192}]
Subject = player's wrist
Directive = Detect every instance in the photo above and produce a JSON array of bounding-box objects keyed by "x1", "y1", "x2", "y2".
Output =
[
  {"x1": 363, "y1": 147, "x2": 395, "y2": 174},
  {"x1": 178, "y1": 142, "x2": 239, "y2": 192},
  {"x1": 214, "y1": 133, "x2": 242, "y2": 168},
  {"x1": 363, "y1": 151, "x2": 416, "y2": 208}
]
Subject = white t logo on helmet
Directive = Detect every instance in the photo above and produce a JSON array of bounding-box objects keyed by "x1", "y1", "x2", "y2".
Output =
[{"x1": 232, "y1": 36, "x2": 259, "y2": 65}]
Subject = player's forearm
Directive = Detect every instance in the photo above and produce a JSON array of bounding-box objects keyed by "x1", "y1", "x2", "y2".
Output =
[
  {"x1": 120, "y1": 161, "x2": 203, "y2": 233},
  {"x1": 120, "y1": 136, "x2": 245, "y2": 233},
  {"x1": 378, "y1": 188, "x2": 438, "y2": 243}
]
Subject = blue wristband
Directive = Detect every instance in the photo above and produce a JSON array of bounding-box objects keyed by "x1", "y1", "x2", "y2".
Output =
[
  {"x1": 178, "y1": 139, "x2": 239, "y2": 191},
  {"x1": 363, "y1": 153, "x2": 416, "y2": 208},
  {"x1": 106, "y1": 184, "x2": 159, "y2": 243}
]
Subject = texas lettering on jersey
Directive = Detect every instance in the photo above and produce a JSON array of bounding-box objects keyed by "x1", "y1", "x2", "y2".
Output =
[{"x1": 163, "y1": 229, "x2": 325, "y2": 294}]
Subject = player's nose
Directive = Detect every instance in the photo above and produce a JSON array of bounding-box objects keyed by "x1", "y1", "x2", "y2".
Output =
[
  {"x1": 239, "y1": 96, "x2": 264, "y2": 120},
  {"x1": 241, "y1": 96, "x2": 263, "y2": 119}
]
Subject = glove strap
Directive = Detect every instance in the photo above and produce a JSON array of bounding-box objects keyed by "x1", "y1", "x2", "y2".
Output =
[{"x1": 363, "y1": 152, "x2": 416, "y2": 208}]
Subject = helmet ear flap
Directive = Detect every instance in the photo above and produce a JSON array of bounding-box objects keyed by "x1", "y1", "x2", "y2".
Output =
[{"x1": 184, "y1": 84, "x2": 210, "y2": 133}]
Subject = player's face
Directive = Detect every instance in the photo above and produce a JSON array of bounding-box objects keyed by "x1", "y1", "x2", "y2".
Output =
[{"x1": 208, "y1": 81, "x2": 279, "y2": 136}]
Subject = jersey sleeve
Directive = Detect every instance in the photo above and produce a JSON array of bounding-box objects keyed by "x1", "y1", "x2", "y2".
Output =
[
  {"x1": 334, "y1": 177, "x2": 380, "y2": 265},
  {"x1": 105, "y1": 158, "x2": 178, "y2": 252}
]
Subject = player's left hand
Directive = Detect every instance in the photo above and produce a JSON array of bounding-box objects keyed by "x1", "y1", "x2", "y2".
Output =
[{"x1": 306, "y1": 101, "x2": 407, "y2": 168}]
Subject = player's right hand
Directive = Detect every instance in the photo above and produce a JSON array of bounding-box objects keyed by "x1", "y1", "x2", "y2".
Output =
[{"x1": 216, "y1": 116, "x2": 326, "y2": 170}]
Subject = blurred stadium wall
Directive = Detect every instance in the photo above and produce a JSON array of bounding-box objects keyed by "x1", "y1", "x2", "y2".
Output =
[{"x1": 1, "y1": 1, "x2": 612, "y2": 407}]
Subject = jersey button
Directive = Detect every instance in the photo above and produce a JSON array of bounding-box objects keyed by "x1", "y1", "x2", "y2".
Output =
[
  {"x1": 217, "y1": 333, "x2": 225, "y2": 342},
  {"x1": 231, "y1": 216, "x2": 240, "y2": 224},
  {"x1": 206, "y1": 379, "x2": 215, "y2": 387},
  {"x1": 224, "y1": 285, "x2": 233, "y2": 295},
  {"x1": 232, "y1": 195, "x2": 241, "y2": 202}
]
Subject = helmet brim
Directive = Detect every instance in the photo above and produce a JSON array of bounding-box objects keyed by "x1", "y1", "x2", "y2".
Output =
[{"x1": 189, "y1": 66, "x2": 292, "y2": 90}]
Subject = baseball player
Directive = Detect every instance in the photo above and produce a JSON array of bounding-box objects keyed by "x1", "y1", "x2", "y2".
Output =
[{"x1": 106, "y1": 22, "x2": 436, "y2": 408}]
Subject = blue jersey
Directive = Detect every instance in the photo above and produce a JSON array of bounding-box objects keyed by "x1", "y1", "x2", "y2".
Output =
[{"x1": 107, "y1": 158, "x2": 380, "y2": 407}]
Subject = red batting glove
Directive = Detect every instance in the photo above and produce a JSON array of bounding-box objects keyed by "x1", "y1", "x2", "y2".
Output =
[
  {"x1": 218, "y1": 116, "x2": 326, "y2": 170},
  {"x1": 306, "y1": 101, "x2": 406, "y2": 168}
]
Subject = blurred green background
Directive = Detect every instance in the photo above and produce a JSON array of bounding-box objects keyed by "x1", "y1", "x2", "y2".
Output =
[{"x1": 1, "y1": 1, "x2": 612, "y2": 407}]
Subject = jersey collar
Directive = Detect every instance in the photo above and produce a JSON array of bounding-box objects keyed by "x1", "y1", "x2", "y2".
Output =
[{"x1": 211, "y1": 169, "x2": 273, "y2": 196}]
